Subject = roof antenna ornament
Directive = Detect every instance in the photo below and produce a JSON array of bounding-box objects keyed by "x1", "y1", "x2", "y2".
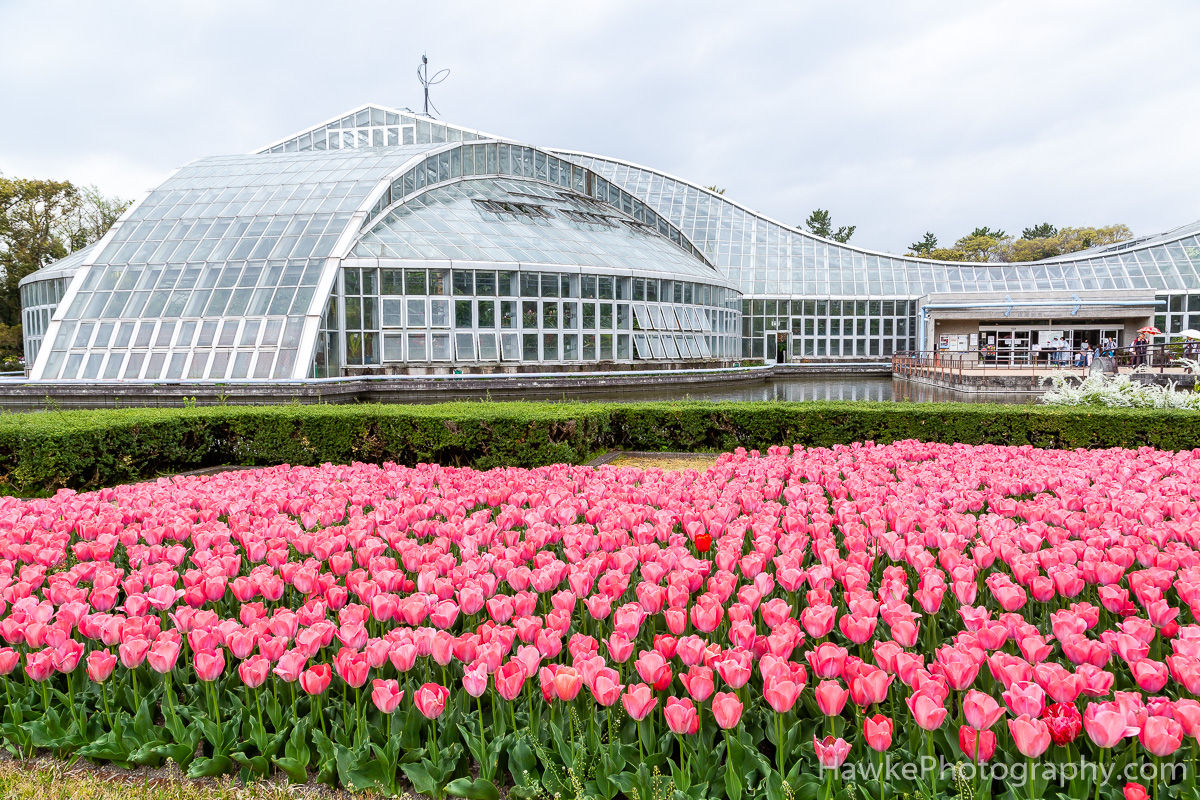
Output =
[{"x1": 417, "y1": 53, "x2": 450, "y2": 118}]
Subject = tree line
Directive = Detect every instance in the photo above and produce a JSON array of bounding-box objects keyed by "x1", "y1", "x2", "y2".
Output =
[
  {"x1": 0, "y1": 175, "x2": 129, "y2": 361},
  {"x1": 702, "y1": 188, "x2": 1130, "y2": 260}
]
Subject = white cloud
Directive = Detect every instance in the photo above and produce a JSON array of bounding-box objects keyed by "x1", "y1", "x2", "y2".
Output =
[{"x1": 2, "y1": 0, "x2": 1198, "y2": 252}]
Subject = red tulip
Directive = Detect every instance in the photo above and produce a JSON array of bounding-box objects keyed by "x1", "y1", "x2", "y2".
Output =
[
  {"x1": 959, "y1": 725, "x2": 997, "y2": 762},
  {"x1": 1042, "y1": 703, "x2": 1082, "y2": 746},
  {"x1": 1124, "y1": 784, "x2": 1149, "y2": 800}
]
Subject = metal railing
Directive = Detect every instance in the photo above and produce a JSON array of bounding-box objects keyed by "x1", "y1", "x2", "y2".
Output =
[{"x1": 891, "y1": 342, "x2": 1199, "y2": 388}]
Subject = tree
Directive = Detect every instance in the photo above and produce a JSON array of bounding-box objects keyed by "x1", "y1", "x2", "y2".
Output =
[
  {"x1": 952, "y1": 232, "x2": 1007, "y2": 262},
  {"x1": 804, "y1": 208, "x2": 856, "y2": 243},
  {"x1": 967, "y1": 226, "x2": 1007, "y2": 240},
  {"x1": 1021, "y1": 222, "x2": 1057, "y2": 240},
  {"x1": 0, "y1": 175, "x2": 129, "y2": 345},
  {"x1": 704, "y1": 185, "x2": 726, "y2": 195},
  {"x1": 0, "y1": 177, "x2": 78, "y2": 328},
  {"x1": 909, "y1": 232, "x2": 938, "y2": 256},
  {"x1": 64, "y1": 186, "x2": 131, "y2": 252}
]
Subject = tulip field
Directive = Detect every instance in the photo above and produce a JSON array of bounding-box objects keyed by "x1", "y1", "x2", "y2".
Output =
[{"x1": 0, "y1": 441, "x2": 1198, "y2": 800}]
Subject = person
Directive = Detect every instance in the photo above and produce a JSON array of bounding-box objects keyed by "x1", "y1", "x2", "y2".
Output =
[
  {"x1": 1076, "y1": 341, "x2": 1092, "y2": 367},
  {"x1": 1133, "y1": 333, "x2": 1148, "y2": 367},
  {"x1": 1186, "y1": 338, "x2": 1199, "y2": 360}
]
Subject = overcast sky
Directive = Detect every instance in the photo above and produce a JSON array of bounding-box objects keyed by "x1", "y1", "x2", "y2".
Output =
[{"x1": 3, "y1": 1, "x2": 1198, "y2": 253}]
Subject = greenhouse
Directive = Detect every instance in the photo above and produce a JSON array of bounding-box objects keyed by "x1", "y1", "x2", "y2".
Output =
[{"x1": 19, "y1": 103, "x2": 1200, "y2": 379}]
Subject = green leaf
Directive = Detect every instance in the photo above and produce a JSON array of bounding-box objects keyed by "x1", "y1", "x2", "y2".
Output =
[
  {"x1": 273, "y1": 756, "x2": 310, "y2": 784},
  {"x1": 310, "y1": 728, "x2": 339, "y2": 786},
  {"x1": 725, "y1": 765, "x2": 744, "y2": 800},
  {"x1": 446, "y1": 777, "x2": 500, "y2": 800},
  {"x1": 402, "y1": 761, "x2": 441, "y2": 797},
  {"x1": 153, "y1": 742, "x2": 196, "y2": 769},
  {"x1": 187, "y1": 754, "x2": 233, "y2": 778},
  {"x1": 230, "y1": 752, "x2": 271, "y2": 777},
  {"x1": 129, "y1": 740, "x2": 166, "y2": 767},
  {"x1": 509, "y1": 737, "x2": 537, "y2": 785}
]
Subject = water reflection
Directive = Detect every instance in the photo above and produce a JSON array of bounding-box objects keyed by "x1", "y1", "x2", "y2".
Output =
[{"x1": 466, "y1": 376, "x2": 1036, "y2": 404}]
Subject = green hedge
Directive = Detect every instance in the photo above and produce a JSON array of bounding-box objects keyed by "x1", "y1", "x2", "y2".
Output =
[{"x1": 0, "y1": 401, "x2": 1197, "y2": 496}]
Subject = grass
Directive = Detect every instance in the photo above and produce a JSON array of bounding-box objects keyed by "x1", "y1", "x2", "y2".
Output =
[
  {"x1": 0, "y1": 757, "x2": 397, "y2": 800},
  {"x1": 607, "y1": 452, "x2": 718, "y2": 471}
]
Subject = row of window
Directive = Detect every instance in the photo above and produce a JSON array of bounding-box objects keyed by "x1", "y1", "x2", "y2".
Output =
[
  {"x1": 42, "y1": 346, "x2": 299, "y2": 382},
  {"x1": 336, "y1": 330, "x2": 736, "y2": 367},
  {"x1": 341, "y1": 267, "x2": 738, "y2": 307}
]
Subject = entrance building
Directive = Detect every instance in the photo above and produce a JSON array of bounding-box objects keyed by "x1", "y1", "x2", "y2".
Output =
[{"x1": 919, "y1": 290, "x2": 1160, "y2": 364}]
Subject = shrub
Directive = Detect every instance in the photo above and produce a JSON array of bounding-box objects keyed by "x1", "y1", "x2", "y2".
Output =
[{"x1": 2, "y1": 401, "x2": 1200, "y2": 495}]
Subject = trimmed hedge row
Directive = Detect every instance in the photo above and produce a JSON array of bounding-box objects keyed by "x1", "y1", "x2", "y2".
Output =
[{"x1": 0, "y1": 401, "x2": 1197, "y2": 496}]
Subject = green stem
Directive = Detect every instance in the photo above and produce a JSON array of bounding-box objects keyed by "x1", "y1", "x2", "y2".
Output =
[
  {"x1": 776, "y1": 712, "x2": 785, "y2": 776},
  {"x1": 101, "y1": 685, "x2": 113, "y2": 729},
  {"x1": 477, "y1": 695, "x2": 490, "y2": 780}
]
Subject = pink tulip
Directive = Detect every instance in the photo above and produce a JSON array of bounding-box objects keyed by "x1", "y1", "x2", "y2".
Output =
[
  {"x1": 238, "y1": 654, "x2": 270, "y2": 689},
  {"x1": 85, "y1": 650, "x2": 117, "y2": 682},
  {"x1": 299, "y1": 664, "x2": 332, "y2": 695},
  {"x1": 864, "y1": 715, "x2": 893, "y2": 751},
  {"x1": 815, "y1": 680, "x2": 848, "y2": 716},
  {"x1": 1008, "y1": 715, "x2": 1052, "y2": 758},
  {"x1": 963, "y1": 690, "x2": 1004, "y2": 730},
  {"x1": 371, "y1": 679, "x2": 404, "y2": 714},
  {"x1": 813, "y1": 735, "x2": 851, "y2": 769},
  {"x1": 495, "y1": 661, "x2": 526, "y2": 702},
  {"x1": 712, "y1": 691, "x2": 744, "y2": 729},
  {"x1": 907, "y1": 689, "x2": 948, "y2": 731},
  {"x1": 414, "y1": 682, "x2": 449, "y2": 719},
  {"x1": 763, "y1": 676, "x2": 802, "y2": 714},
  {"x1": 664, "y1": 697, "x2": 699, "y2": 735},
  {"x1": 1139, "y1": 715, "x2": 1183, "y2": 757},
  {"x1": 621, "y1": 683, "x2": 658, "y2": 720},
  {"x1": 194, "y1": 650, "x2": 225, "y2": 682}
]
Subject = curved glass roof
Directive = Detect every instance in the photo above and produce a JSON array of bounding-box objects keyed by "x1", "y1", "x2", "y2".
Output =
[
  {"x1": 29, "y1": 133, "x2": 727, "y2": 382},
  {"x1": 559, "y1": 151, "x2": 1200, "y2": 297},
  {"x1": 352, "y1": 176, "x2": 731, "y2": 285},
  {"x1": 19, "y1": 243, "x2": 98, "y2": 286},
  {"x1": 33, "y1": 147, "x2": 441, "y2": 381},
  {"x1": 257, "y1": 103, "x2": 494, "y2": 154}
]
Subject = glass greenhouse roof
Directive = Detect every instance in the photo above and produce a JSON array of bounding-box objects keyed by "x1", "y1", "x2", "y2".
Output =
[
  {"x1": 560, "y1": 152, "x2": 1200, "y2": 298},
  {"x1": 36, "y1": 147, "x2": 443, "y2": 381},
  {"x1": 352, "y1": 176, "x2": 730, "y2": 284},
  {"x1": 20, "y1": 243, "x2": 98, "y2": 286},
  {"x1": 257, "y1": 104, "x2": 492, "y2": 155}
]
